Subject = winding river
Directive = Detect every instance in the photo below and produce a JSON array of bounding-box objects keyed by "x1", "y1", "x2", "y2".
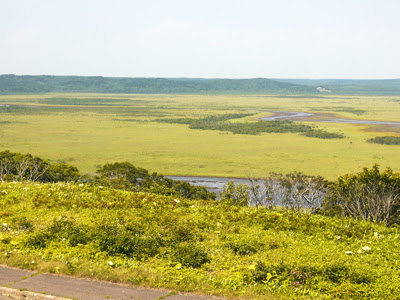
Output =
[{"x1": 259, "y1": 110, "x2": 400, "y2": 126}]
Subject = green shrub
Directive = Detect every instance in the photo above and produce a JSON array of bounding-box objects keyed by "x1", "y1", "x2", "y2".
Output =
[
  {"x1": 98, "y1": 234, "x2": 163, "y2": 260},
  {"x1": 67, "y1": 225, "x2": 92, "y2": 246},
  {"x1": 171, "y1": 243, "x2": 210, "y2": 268},
  {"x1": 11, "y1": 216, "x2": 34, "y2": 231},
  {"x1": 165, "y1": 224, "x2": 202, "y2": 244},
  {"x1": 224, "y1": 237, "x2": 265, "y2": 256},
  {"x1": 26, "y1": 232, "x2": 49, "y2": 249},
  {"x1": 248, "y1": 261, "x2": 290, "y2": 283},
  {"x1": 324, "y1": 263, "x2": 349, "y2": 283},
  {"x1": 289, "y1": 266, "x2": 315, "y2": 286}
]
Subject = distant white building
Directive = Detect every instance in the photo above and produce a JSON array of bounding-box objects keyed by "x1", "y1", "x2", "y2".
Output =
[{"x1": 316, "y1": 87, "x2": 331, "y2": 92}]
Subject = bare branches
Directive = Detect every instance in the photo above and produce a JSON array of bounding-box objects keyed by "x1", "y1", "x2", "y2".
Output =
[
  {"x1": 323, "y1": 164, "x2": 400, "y2": 226},
  {"x1": 245, "y1": 172, "x2": 327, "y2": 212},
  {"x1": 0, "y1": 151, "x2": 50, "y2": 182}
]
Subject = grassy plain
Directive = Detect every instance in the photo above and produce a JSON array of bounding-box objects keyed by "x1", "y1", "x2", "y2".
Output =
[{"x1": 1, "y1": 93, "x2": 399, "y2": 179}]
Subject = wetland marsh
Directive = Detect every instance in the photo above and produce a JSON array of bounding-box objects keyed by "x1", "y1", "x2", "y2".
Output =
[{"x1": 1, "y1": 93, "x2": 399, "y2": 179}]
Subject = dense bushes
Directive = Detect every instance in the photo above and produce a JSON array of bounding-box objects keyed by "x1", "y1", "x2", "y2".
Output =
[
  {"x1": 367, "y1": 136, "x2": 400, "y2": 145},
  {"x1": 0, "y1": 150, "x2": 216, "y2": 200},
  {"x1": 226, "y1": 165, "x2": 400, "y2": 226},
  {"x1": 94, "y1": 161, "x2": 216, "y2": 200},
  {"x1": 171, "y1": 243, "x2": 210, "y2": 268},
  {"x1": 321, "y1": 164, "x2": 400, "y2": 225},
  {"x1": 0, "y1": 150, "x2": 80, "y2": 182},
  {"x1": 245, "y1": 261, "x2": 373, "y2": 287},
  {"x1": 301, "y1": 128, "x2": 344, "y2": 139},
  {"x1": 2, "y1": 150, "x2": 400, "y2": 226},
  {"x1": 155, "y1": 114, "x2": 344, "y2": 138}
]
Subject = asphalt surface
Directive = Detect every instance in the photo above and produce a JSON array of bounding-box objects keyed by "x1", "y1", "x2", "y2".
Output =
[{"x1": 0, "y1": 265, "x2": 219, "y2": 300}]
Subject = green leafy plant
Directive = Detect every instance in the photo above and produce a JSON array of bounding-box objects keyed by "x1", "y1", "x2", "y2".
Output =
[{"x1": 171, "y1": 243, "x2": 210, "y2": 268}]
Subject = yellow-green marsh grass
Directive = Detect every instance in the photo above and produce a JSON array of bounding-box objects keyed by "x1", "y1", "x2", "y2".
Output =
[{"x1": 1, "y1": 93, "x2": 399, "y2": 179}]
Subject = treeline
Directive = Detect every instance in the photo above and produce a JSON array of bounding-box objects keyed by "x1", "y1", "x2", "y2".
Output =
[
  {"x1": 0, "y1": 150, "x2": 215, "y2": 200},
  {"x1": 155, "y1": 113, "x2": 254, "y2": 125},
  {"x1": 2, "y1": 75, "x2": 399, "y2": 95},
  {"x1": 2, "y1": 150, "x2": 399, "y2": 226},
  {"x1": 367, "y1": 136, "x2": 400, "y2": 145},
  {"x1": 222, "y1": 164, "x2": 400, "y2": 226},
  {"x1": 156, "y1": 114, "x2": 345, "y2": 139},
  {"x1": 0, "y1": 75, "x2": 316, "y2": 94},
  {"x1": 302, "y1": 129, "x2": 344, "y2": 139},
  {"x1": 275, "y1": 78, "x2": 400, "y2": 95}
]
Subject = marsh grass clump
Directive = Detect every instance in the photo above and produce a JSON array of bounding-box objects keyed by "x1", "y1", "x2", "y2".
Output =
[
  {"x1": 367, "y1": 136, "x2": 400, "y2": 145},
  {"x1": 156, "y1": 115, "x2": 345, "y2": 139}
]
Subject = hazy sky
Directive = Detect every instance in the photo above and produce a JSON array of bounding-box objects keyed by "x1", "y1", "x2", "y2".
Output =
[{"x1": 1, "y1": 0, "x2": 400, "y2": 79}]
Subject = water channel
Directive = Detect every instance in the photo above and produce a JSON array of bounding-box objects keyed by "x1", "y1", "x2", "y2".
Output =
[
  {"x1": 259, "y1": 110, "x2": 400, "y2": 126},
  {"x1": 167, "y1": 176, "x2": 248, "y2": 194}
]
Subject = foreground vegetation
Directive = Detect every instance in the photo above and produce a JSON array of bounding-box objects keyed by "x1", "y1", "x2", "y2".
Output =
[
  {"x1": 1, "y1": 149, "x2": 400, "y2": 298},
  {"x1": 2, "y1": 180, "x2": 400, "y2": 299}
]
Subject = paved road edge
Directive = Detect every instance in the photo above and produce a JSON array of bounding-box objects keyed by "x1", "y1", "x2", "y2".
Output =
[{"x1": 0, "y1": 286, "x2": 71, "y2": 300}]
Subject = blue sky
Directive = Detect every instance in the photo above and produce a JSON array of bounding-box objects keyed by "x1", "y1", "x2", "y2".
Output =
[{"x1": 1, "y1": 0, "x2": 399, "y2": 79}]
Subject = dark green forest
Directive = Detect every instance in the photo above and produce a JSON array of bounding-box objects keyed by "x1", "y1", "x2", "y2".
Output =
[
  {"x1": 1, "y1": 74, "x2": 399, "y2": 95},
  {"x1": 0, "y1": 75, "x2": 315, "y2": 94}
]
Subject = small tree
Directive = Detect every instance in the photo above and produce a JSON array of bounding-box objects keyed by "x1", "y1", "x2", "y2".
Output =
[
  {"x1": 25, "y1": 155, "x2": 50, "y2": 182},
  {"x1": 220, "y1": 181, "x2": 250, "y2": 206},
  {"x1": 246, "y1": 175, "x2": 266, "y2": 208},
  {"x1": 96, "y1": 162, "x2": 149, "y2": 185},
  {"x1": 246, "y1": 173, "x2": 280, "y2": 209},
  {"x1": 0, "y1": 150, "x2": 14, "y2": 181},
  {"x1": 0, "y1": 151, "x2": 50, "y2": 182},
  {"x1": 247, "y1": 172, "x2": 327, "y2": 212},
  {"x1": 42, "y1": 163, "x2": 80, "y2": 182},
  {"x1": 279, "y1": 172, "x2": 327, "y2": 213}
]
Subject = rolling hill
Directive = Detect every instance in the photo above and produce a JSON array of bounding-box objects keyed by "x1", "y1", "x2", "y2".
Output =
[{"x1": 0, "y1": 75, "x2": 315, "y2": 94}]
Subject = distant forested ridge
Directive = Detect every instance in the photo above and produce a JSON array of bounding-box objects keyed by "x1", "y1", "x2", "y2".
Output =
[
  {"x1": 274, "y1": 78, "x2": 400, "y2": 95},
  {"x1": 2, "y1": 75, "x2": 399, "y2": 95},
  {"x1": 0, "y1": 74, "x2": 316, "y2": 94}
]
